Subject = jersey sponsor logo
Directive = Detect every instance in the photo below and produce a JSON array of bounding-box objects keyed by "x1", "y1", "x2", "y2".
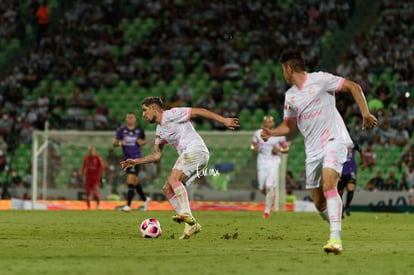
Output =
[{"x1": 298, "y1": 109, "x2": 322, "y2": 121}]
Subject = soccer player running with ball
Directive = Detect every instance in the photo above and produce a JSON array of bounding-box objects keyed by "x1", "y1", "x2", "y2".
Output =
[
  {"x1": 252, "y1": 115, "x2": 289, "y2": 218},
  {"x1": 120, "y1": 97, "x2": 239, "y2": 239},
  {"x1": 113, "y1": 113, "x2": 149, "y2": 212},
  {"x1": 261, "y1": 48, "x2": 377, "y2": 254}
]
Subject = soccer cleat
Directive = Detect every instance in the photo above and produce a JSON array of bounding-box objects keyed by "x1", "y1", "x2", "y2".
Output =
[
  {"x1": 323, "y1": 238, "x2": 343, "y2": 255},
  {"x1": 121, "y1": 205, "x2": 131, "y2": 212},
  {"x1": 345, "y1": 207, "x2": 351, "y2": 216},
  {"x1": 172, "y1": 214, "x2": 196, "y2": 225},
  {"x1": 179, "y1": 223, "x2": 201, "y2": 239},
  {"x1": 263, "y1": 212, "x2": 270, "y2": 219}
]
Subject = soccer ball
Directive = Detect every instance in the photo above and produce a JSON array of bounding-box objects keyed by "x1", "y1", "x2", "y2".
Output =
[{"x1": 140, "y1": 218, "x2": 162, "y2": 238}]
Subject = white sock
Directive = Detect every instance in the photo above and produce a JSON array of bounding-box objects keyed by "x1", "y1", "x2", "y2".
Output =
[
  {"x1": 173, "y1": 182, "x2": 192, "y2": 217},
  {"x1": 324, "y1": 189, "x2": 342, "y2": 239},
  {"x1": 265, "y1": 187, "x2": 275, "y2": 213}
]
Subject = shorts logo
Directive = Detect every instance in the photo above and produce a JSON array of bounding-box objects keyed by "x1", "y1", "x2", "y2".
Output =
[{"x1": 196, "y1": 163, "x2": 219, "y2": 178}]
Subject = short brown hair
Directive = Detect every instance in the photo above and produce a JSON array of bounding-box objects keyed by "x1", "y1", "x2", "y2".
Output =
[
  {"x1": 142, "y1": 97, "x2": 164, "y2": 108},
  {"x1": 279, "y1": 48, "x2": 306, "y2": 72}
]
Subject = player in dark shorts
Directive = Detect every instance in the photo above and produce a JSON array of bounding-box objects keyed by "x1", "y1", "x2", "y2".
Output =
[
  {"x1": 113, "y1": 112, "x2": 149, "y2": 212},
  {"x1": 338, "y1": 138, "x2": 364, "y2": 218}
]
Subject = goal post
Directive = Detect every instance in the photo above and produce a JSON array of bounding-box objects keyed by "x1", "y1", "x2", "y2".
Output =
[
  {"x1": 31, "y1": 128, "x2": 122, "y2": 206},
  {"x1": 30, "y1": 129, "x2": 290, "y2": 208}
]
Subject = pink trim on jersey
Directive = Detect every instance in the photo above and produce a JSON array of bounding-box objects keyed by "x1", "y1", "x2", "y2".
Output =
[
  {"x1": 297, "y1": 72, "x2": 308, "y2": 90},
  {"x1": 324, "y1": 189, "x2": 339, "y2": 199},
  {"x1": 167, "y1": 193, "x2": 175, "y2": 199},
  {"x1": 159, "y1": 111, "x2": 165, "y2": 126},
  {"x1": 335, "y1": 78, "x2": 345, "y2": 93}
]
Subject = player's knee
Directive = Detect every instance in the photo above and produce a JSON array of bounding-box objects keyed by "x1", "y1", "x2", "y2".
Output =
[
  {"x1": 126, "y1": 174, "x2": 138, "y2": 185},
  {"x1": 167, "y1": 173, "x2": 182, "y2": 185}
]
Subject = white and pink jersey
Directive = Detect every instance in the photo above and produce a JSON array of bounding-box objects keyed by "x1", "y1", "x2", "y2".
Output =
[
  {"x1": 253, "y1": 129, "x2": 287, "y2": 166},
  {"x1": 283, "y1": 72, "x2": 352, "y2": 161},
  {"x1": 155, "y1": 107, "x2": 209, "y2": 155}
]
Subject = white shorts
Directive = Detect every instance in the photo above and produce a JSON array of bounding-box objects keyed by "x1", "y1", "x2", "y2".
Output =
[
  {"x1": 257, "y1": 158, "x2": 280, "y2": 190},
  {"x1": 305, "y1": 140, "x2": 347, "y2": 189},
  {"x1": 257, "y1": 159, "x2": 280, "y2": 190},
  {"x1": 173, "y1": 151, "x2": 210, "y2": 186}
]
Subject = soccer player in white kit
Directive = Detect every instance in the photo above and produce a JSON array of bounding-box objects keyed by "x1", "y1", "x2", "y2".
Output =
[
  {"x1": 261, "y1": 48, "x2": 377, "y2": 254},
  {"x1": 252, "y1": 115, "x2": 288, "y2": 218},
  {"x1": 120, "y1": 97, "x2": 239, "y2": 239}
]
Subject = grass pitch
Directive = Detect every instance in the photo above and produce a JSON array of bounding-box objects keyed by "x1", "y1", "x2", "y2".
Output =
[{"x1": 0, "y1": 210, "x2": 413, "y2": 275}]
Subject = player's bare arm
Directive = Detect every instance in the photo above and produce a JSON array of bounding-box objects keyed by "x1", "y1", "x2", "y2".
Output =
[
  {"x1": 120, "y1": 144, "x2": 163, "y2": 169},
  {"x1": 191, "y1": 108, "x2": 240, "y2": 130},
  {"x1": 261, "y1": 119, "x2": 296, "y2": 140},
  {"x1": 341, "y1": 79, "x2": 378, "y2": 129},
  {"x1": 112, "y1": 139, "x2": 125, "y2": 147},
  {"x1": 137, "y1": 138, "x2": 147, "y2": 146},
  {"x1": 112, "y1": 139, "x2": 124, "y2": 147}
]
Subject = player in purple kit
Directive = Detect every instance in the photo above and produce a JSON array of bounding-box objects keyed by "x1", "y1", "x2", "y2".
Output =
[
  {"x1": 337, "y1": 138, "x2": 364, "y2": 218},
  {"x1": 120, "y1": 97, "x2": 239, "y2": 239},
  {"x1": 113, "y1": 112, "x2": 149, "y2": 212},
  {"x1": 261, "y1": 48, "x2": 377, "y2": 254}
]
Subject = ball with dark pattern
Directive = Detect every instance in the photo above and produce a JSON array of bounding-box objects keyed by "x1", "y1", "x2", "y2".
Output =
[{"x1": 140, "y1": 218, "x2": 162, "y2": 238}]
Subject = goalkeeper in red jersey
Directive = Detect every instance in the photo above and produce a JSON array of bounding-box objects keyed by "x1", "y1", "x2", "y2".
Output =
[{"x1": 81, "y1": 146, "x2": 105, "y2": 209}]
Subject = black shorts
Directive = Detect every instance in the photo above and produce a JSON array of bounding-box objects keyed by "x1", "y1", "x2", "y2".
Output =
[
  {"x1": 125, "y1": 164, "x2": 140, "y2": 176},
  {"x1": 338, "y1": 173, "x2": 356, "y2": 190}
]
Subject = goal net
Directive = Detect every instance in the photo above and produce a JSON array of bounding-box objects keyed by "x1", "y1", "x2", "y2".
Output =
[{"x1": 31, "y1": 129, "x2": 288, "y2": 210}]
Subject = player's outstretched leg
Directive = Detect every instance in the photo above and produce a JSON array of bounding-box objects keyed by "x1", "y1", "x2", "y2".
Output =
[
  {"x1": 121, "y1": 185, "x2": 134, "y2": 212},
  {"x1": 179, "y1": 223, "x2": 201, "y2": 239},
  {"x1": 323, "y1": 189, "x2": 343, "y2": 255},
  {"x1": 263, "y1": 187, "x2": 275, "y2": 218},
  {"x1": 345, "y1": 190, "x2": 354, "y2": 216},
  {"x1": 171, "y1": 181, "x2": 195, "y2": 224}
]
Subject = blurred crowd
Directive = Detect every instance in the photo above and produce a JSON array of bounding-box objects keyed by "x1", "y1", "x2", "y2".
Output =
[
  {"x1": 0, "y1": 0, "x2": 413, "y2": 191},
  {"x1": 0, "y1": 0, "x2": 356, "y2": 145}
]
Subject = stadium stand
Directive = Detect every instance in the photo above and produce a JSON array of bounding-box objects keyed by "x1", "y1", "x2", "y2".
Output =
[{"x1": 0, "y1": 0, "x2": 413, "y2": 193}]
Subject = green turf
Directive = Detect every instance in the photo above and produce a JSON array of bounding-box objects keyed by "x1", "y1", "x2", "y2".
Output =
[{"x1": 0, "y1": 210, "x2": 413, "y2": 275}]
